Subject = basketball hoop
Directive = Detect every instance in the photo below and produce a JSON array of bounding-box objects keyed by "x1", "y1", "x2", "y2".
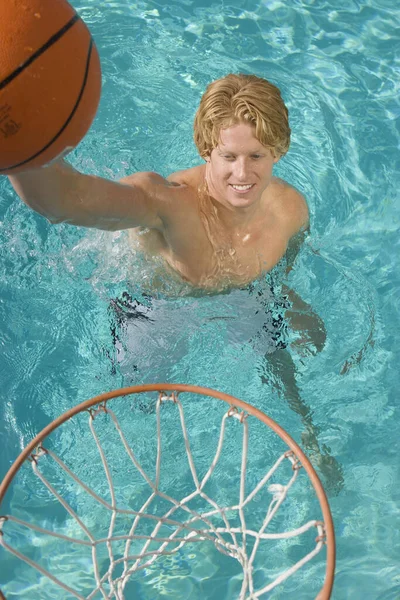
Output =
[{"x1": 0, "y1": 384, "x2": 335, "y2": 599}]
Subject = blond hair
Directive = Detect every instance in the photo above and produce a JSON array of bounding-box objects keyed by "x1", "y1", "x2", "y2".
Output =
[{"x1": 194, "y1": 73, "x2": 290, "y2": 159}]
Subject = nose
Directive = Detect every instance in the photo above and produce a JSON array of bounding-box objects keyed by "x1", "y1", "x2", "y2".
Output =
[{"x1": 233, "y1": 157, "x2": 250, "y2": 181}]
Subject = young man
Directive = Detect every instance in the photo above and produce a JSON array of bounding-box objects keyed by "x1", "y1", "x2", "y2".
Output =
[
  {"x1": 8, "y1": 73, "x2": 308, "y2": 291},
  {"x1": 8, "y1": 73, "x2": 342, "y2": 491}
]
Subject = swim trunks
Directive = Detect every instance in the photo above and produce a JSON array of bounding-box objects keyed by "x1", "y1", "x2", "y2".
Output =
[{"x1": 107, "y1": 283, "x2": 290, "y2": 378}]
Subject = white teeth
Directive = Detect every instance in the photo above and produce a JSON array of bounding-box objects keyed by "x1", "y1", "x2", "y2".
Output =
[{"x1": 231, "y1": 184, "x2": 252, "y2": 190}]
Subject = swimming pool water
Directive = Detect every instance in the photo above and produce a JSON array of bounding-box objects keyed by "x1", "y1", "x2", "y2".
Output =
[{"x1": 0, "y1": 0, "x2": 399, "y2": 598}]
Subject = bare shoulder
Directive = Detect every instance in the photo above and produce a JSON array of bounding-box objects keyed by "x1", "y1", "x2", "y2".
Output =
[
  {"x1": 120, "y1": 167, "x2": 202, "y2": 199},
  {"x1": 120, "y1": 170, "x2": 177, "y2": 189},
  {"x1": 118, "y1": 170, "x2": 189, "y2": 205},
  {"x1": 117, "y1": 168, "x2": 201, "y2": 228},
  {"x1": 269, "y1": 177, "x2": 309, "y2": 236},
  {"x1": 167, "y1": 164, "x2": 205, "y2": 187}
]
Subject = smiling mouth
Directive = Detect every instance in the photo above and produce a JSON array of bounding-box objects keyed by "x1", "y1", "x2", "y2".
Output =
[{"x1": 229, "y1": 184, "x2": 254, "y2": 192}]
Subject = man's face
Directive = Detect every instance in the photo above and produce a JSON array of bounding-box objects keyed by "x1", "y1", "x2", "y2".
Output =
[{"x1": 205, "y1": 122, "x2": 279, "y2": 210}]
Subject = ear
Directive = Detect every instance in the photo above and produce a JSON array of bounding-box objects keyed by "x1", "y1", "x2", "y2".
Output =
[
  {"x1": 203, "y1": 148, "x2": 213, "y2": 163},
  {"x1": 273, "y1": 154, "x2": 280, "y2": 164}
]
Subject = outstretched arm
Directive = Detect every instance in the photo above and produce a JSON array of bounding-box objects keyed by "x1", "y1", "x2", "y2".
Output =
[{"x1": 8, "y1": 159, "x2": 171, "y2": 231}]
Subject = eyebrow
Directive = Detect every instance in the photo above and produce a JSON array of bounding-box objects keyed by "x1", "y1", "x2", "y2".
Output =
[{"x1": 217, "y1": 148, "x2": 265, "y2": 155}]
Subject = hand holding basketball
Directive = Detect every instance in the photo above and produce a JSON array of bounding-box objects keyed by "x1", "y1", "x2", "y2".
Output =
[{"x1": 0, "y1": 0, "x2": 101, "y2": 174}]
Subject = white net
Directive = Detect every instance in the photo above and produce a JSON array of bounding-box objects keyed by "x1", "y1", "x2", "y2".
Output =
[{"x1": 0, "y1": 389, "x2": 332, "y2": 599}]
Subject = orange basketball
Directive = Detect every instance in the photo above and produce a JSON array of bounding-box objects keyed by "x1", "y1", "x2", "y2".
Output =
[{"x1": 0, "y1": 0, "x2": 101, "y2": 174}]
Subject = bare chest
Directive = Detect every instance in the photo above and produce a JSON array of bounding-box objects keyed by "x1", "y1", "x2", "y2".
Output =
[
  {"x1": 130, "y1": 218, "x2": 288, "y2": 290},
  {"x1": 225, "y1": 229, "x2": 287, "y2": 275}
]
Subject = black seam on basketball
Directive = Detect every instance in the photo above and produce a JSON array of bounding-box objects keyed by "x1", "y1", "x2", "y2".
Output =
[
  {"x1": 0, "y1": 14, "x2": 81, "y2": 92},
  {"x1": 0, "y1": 39, "x2": 94, "y2": 172}
]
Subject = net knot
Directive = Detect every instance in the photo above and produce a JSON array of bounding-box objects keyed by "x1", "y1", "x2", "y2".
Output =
[
  {"x1": 88, "y1": 402, "x2": 107, "y2": 419},
  {"x1": 268, "y1": 483, "x2": 287, "y2": 501},
  {"x1": 315, "y1": 521, "x2": 327, "y2": 544},
  {"x1": 285, "y1": 450, "x2": 302, "y2": 471},
  {"x1": 159, "y1": 391, "x2": 179, "y2": 403},
  {"x1": 29, "y1": 445, "x2": 47, "y2": 464},
  {"x1": 227, "y1": 406, "x2": 248, "y2": 422}
]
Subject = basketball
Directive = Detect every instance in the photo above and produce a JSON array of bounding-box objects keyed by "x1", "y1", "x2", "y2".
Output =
[{"x1": 0, "y1": 0, "x2": 101, "y2": 174}]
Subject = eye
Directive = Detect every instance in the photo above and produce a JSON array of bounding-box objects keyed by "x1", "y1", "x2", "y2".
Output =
[
  {"x1": 223, "y1": 155, "x2": 235, "y2": 161},
  {"x1": 251, "y1": 154, "x2": 263, "y2": 160}
]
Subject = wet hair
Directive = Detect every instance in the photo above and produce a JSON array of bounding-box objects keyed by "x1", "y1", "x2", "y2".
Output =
[{"x1": 193, "y1": 73, "x2": 290, "y2": 159}]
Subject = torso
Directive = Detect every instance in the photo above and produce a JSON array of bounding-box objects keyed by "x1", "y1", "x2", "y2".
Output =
[{"x1": 127, "y1": 165, "x2": 308, "y2": 291}]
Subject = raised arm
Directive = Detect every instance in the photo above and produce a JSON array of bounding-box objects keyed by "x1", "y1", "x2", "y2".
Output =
[{"x1": 7, "y1": 159, "x2": 170, "y2": 231}]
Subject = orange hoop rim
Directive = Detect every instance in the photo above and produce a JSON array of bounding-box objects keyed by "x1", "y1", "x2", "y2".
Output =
[{"x1": 0, "y1": 383, "x2": 335, "y2": 600}]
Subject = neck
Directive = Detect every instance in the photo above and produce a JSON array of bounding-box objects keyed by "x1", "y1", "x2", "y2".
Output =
[{"x1": 214, "y1": 198, "x2": 261, "y2": 234}]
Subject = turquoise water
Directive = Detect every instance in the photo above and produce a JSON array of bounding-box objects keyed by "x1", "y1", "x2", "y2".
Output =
[{"x1": 0, "y1": 0, "x2": 399, "y2": 598}]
